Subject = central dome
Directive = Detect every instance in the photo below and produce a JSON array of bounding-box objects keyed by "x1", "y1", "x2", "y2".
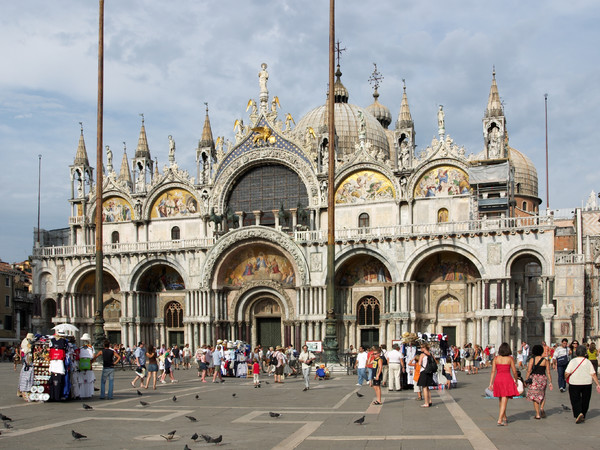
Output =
[{"x1": 294, "y1": 102, "x2": 391, "y2": 160}]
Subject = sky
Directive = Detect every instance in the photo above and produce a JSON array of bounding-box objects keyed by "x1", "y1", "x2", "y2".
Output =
[{"x1": 1, "y1": 0, "x2": 599, "y2": 263}]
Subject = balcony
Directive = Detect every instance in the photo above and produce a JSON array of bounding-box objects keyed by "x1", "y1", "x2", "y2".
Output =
[{"x1": 33, "y1": 215, "x2": 553, "y2": 258}]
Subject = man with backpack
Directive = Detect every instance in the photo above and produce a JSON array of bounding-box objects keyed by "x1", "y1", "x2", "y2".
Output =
[{"x1": 274, "y1": 346, "x2": 286, "y2": 383}]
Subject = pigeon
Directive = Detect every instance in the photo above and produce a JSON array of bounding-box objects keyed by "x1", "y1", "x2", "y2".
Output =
[
  {"x1": 4, "y1": 422, "x2": 13, "y2": 429},
  {"x1": 184, "y1": 445, "x2": 191, "y2": 450},
  {"x1": 354, "y1": 416, "x2": 365, "y2": 425},
  {"x1": 561, "y1": 404, "x2": 571, "y2": 411},
  {"x1": 72, "y1": 430, "x2": 87, "y2": 440},
  {"x1": 269, "y1": 412, "x2": 282, "y2": 418},
  {"x1": 137, "y1": 390, "x2": 143, "y2": 396},
  {"x1": 82, "y1": 403, "x2": 93, "y2": 410},
  {"x1": 264, "y1": 381, "x2": 270, "y2": 385},
  {"x1": 202, "y1": 435, "x2": 222, "y2": 444},
  {"x1": 356, "y1": 392, "x2": 364, "y2": 398},
  {"x1": 191, "y1": 433, "x2": 199, "y2": 441},
  {"x1": 195, "y1": 394, "x2": 200, "y2": 399},
  {"x1": 161, "y1": 430, "x2": 176, "y2": 441},
  {"x1": 172, "y1": 395, "x2": 177, "y2": 402},
  {"x1": 185, "y1": 416, "x2": 197, "y2": 422},
  {"x1": 0, "y1": 414, "x2": 12, "y2": 421},
  {"x1": 232, "y1": 393, "x2": 236, "y2": 397},
  {"x1": 140, "y1": 401, "x2": 150, "y2": 407}
]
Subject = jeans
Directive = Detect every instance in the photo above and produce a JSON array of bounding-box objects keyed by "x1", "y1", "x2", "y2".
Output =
[
  {"x1": 357, "y1": 368, "x2": 367, "y2": 385},
  {"x1": 388, "y1": 363, "x2": 402, "y2": 390},
  {"x1": 100, "y1": 367, "x2": 115, "y2": 399},
  {"x1": 302, "y1": 366, "x2": 311, "y2": 388},
  {"x1": 557, "y1": 364, "x2": 567, "y2": 390},
  {"x1": 568, "y1": 384, "x2": 592, "y2": 418}
]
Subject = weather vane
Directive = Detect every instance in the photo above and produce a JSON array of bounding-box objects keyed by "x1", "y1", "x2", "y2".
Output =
[
  {"x1": 139, "y1": 113, "x2": 144, "y2": 125},
  {"x1": 368, "y1": 63, "x2": 383, "y2": 92},
  {"x1": 204, "y1": 102, "x2": 208, "y2": 113},
  {"x1": 335, "y1": 40, "x2": 346, "y2": 66}
]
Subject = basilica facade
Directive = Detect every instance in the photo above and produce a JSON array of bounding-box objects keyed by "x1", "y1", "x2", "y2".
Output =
[{"x1": 32, "y1": 64, "x2": 567, "y2": 352}]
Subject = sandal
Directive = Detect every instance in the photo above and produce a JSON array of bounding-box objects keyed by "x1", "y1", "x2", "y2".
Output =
[
  {"x1": 420, "y1": 404, "x2": 430, "y2": 408},
  {"x1": 372, "y1": 401, "x2": 382, "y2": 405},
  {"x1": 540, "y1": 410, "x2": 546, "y2": 418}
]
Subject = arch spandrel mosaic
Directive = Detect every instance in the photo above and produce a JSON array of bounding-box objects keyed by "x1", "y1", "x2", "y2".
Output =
[
  {"x1": 150, "y1": 189, "x2": 198, "y2": 218},
  {"x1": 414, "y1": 166, "x2": 471, "y2": 198},
  {"x1": 335, "y1": 170, "x2": 395, "y2": 204},
  {"x1": 336, "y1": 255, "x2": 392, "y2": 286},
  {"x1": 415, "y1": 253, "x2": 479, "y2": 283},
  {"x1": 77, "y1": 271, "x2": 120, "y2": 294},
  {"x1": 138, "y1": 266, "x2": 185, "y2": 292},
  {"x1": 102, "y1": 197, "x2": 132, "y2": 222},
  {"x1": 219, "y1": 245, "x2": 295, "y2": 288}
]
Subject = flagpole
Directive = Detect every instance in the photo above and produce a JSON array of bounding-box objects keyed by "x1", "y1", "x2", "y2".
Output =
[
  {"x1": 544, "y1": 93, "x2": 549, "y2": 210},
  {"x1": 324, "y1": 0, "x2": 339, "y2": 363},
  {"x1": 94, "y1": 0, "x2": 105, "y2": 346}
]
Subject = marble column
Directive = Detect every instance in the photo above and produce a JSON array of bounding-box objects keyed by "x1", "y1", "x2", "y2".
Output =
[{"x1": 482, "y1": 317, "x2": 489, "y2": 348}]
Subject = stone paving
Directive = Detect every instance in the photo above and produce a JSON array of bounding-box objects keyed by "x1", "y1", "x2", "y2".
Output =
[{"x1": 0, "y1": 362, "x2": 599, "y2": 449}]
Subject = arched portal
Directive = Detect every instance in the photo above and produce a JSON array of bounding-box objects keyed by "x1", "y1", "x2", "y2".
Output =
[
  {"x1": 357, "y1": 296, "x2": 380, "y2": 350},
  {"x1": 251, "y1": 297, "x2": 283, "y2": 349},
  {"x1": 510, "y1": 255, "x2": 544, "y2": 343},
  {"x1": 42, "y1": 298, "x2": 57, "y2": 334},
  {"x1": 165, "y1": 301, "x2": 184, "y2": 347},
  {"x1": 104, "y1": 299, "x2": 122, "y2": 344},
  {"x1": 437, "y1": 295, "x2": 462, "y2": 346}
]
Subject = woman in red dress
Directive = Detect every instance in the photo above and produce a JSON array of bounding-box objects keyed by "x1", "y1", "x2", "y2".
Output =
[{"x1": 488, "y1": 342, "x2": 519, "y2": 426}]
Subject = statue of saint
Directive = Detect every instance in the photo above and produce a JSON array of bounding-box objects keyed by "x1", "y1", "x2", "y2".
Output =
[
  {"x1": 106, "y1": 145, "x2": 113, "y2": 171},
  {"x1": 168, "y1": 135, "x2": 176, "y2": 163},
  {"x1": 258, "y1": 63, "x2": 269, "y2": 95},
  {"x1": 437, "y1": 105, "x2": 445, "y2": 134}
]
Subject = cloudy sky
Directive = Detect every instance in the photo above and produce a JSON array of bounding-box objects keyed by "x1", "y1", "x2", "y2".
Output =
[{"x1": 1, "y1": 0, "x2": 598, "y2": 263}]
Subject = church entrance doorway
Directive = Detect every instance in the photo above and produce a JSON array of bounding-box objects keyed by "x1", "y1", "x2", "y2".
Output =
[
  {"x1": 168, "y1": 331, "x2": 184, "y2": 347},
  {"x1": 256, "y1": 318, "x2": 281, "y2": 349},
  {"x1": 360, "y1": 328, "x2": 379, "y2": 350},
  {"x1": 443, "y1": 326, "x2": 457, "y2": 347}
]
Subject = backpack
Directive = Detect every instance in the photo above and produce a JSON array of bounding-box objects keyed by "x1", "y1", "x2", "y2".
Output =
[
  {"x1": 425, "y1": 356, "x2": 438, "y2": 374},
  {"x1": 269, "y1": 353, "x2": 278, "y2": 366},
  {"x1": 380, "y1": 354, "x2": 388, "y2": 366}
]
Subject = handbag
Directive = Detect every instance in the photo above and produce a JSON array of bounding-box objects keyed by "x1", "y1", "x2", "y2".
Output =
[
  {"x1": 566, "y1": 358, "x2": 587, "y2": 384},
  {"x1": 525, "y1": 356, "x2": 545, "y2": 385}
]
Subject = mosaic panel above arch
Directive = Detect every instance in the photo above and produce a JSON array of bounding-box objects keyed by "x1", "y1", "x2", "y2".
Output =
[
  {"x1": 414, "y1": 252, "x2": 480, "y2": 283},
  {"x1": 102, "y1": 196, "x2": 133, "y2": 222},
  {"x1": 150, "y1": 188, "x2": 198, "y2": 218},
  {"x1": 336, "y1": 255, "x2": 392, "y2": 286},
  {"x1": 414, "y1": 166, "x2": 471, "y2": 198},
  {"x1": 138, "y1": 265, "x2": 185, "y2": 292},
  {"x1": 77, "y1": 271, "x2": 120, "y2": 294},
  {"x1": 219, "y1": 244, "x2": 295, "y2": 288},
  {"x1": 335, "y1": 170, "x2": 395, "y2": 204}
]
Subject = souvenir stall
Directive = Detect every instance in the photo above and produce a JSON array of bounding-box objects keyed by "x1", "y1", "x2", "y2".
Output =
[
  {"x1": 20, "y1": 324, "x2": 82, "y2": 403},
  {"x1": 401, "y1": 332, "x2": 458, "y2": 389}
]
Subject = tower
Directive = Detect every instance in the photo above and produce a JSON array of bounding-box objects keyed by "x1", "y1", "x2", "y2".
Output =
[
  {"x1": 483, "y1": 69, "x2": 507, "y2": 160},
  {"x1": 196, "y1": 103, "x2": 215, "y2": 185},
  {"x1": 69, "y1": 124, "x2": 94, "y2": 245},
  {"x1": 132, "y1": 115, "x2": 153, "y2": 193},
  {"x1": 395, "y1": 80, "x2": 415, "y2": 170}
]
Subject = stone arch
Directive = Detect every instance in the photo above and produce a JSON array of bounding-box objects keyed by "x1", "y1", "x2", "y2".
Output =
[
  {"x1": 335, "y1": 247, "x2": 398, "y2": 284},
  {"x1": 201, "y1": 226, "x2": 309, "y2": 288},
  {"x1": 334, "y1": 165, "x2": 399, "y2": 204},
  {"x1": 504, "y1": 246, "x2": 549, "y2": 277},
  {"x1": 211, "y1": 149, "x2": 321, "y2": 213},
  {"x1": 65, "y1": 263, "x2": 121, "y2": 294},
  {"x1": 403, "y1": 243, "x2": 485, "y2": 282},
  {"x1": 436, "y1": 294, "x2": 463, "y2": 319},
  {"x1": 128, "y1": 257, "x2": 190, "y2": 293},
  {"x1": 229, "y1": 281, "x2": 293, "y2": 322},
  {"x1": 408, "y1": 158, "x2": 471, "y2": 201}
]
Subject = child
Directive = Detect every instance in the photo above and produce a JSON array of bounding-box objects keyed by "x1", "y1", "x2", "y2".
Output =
[
  {"x1": 443, "y1": 362, "x2": 453, "y2": 389},
  {"x1": 315, "y1": 364, "x2": 326, "y2": 380},
  {"x1": 252, "y1": 358, "x2": 261, "y2": 388}
]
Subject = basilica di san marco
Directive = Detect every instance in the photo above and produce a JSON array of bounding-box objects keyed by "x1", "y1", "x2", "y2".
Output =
[{"x1": 32, "y1": 62, "x2": 571, "y2": 355}]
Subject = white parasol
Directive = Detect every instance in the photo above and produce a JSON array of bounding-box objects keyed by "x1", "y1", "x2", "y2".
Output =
[{"x1": 52, "y1": 323, "x2": 80, "y2": 335}]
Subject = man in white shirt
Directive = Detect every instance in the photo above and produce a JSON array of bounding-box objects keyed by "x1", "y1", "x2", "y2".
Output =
[
  {"x1": 354, "y1": 346, "x2": 368, "y2": 386},
  {"x1": 521, "y1": 342, "x2": 530, "y2": 368},
  {"x1": 553, "y1": 338, "x2": 570, "y2": 392},
  {"x1": 386, "y1": 344, "x2": 405, "y2": 392},
  {"x1": 298, "y1": 345, "x2": 315, "y2": 391},
  {"x1": 212, "y1": 345, "x2": 224, "y2": 383}
]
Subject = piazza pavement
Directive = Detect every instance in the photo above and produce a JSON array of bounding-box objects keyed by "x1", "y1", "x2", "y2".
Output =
[{"x1": 0, "y1": 361, "x2": 599, "y2": 449}]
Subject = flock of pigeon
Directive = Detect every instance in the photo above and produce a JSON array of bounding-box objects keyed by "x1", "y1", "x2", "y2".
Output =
[{"x1": 1, "y1": 384, "x2": 370, "y2": 445}]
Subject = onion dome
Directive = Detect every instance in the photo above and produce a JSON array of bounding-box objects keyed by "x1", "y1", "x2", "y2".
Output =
[
  {"x1": 508, "y1": 147, "x2": 538, "y2": 198},
  {"x1": 294, "y1": 65, "x2": 390, "y2": 160},
  {"x1": 366, "y1": 90, "x2": 392, "y2": 129}
]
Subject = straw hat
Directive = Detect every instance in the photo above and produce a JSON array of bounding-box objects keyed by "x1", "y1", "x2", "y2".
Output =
[{"x1": 80, "y1": 333, "x2": 91, "y2": 341}]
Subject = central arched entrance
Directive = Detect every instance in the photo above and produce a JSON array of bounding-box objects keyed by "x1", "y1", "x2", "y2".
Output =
[
  {"x1": 357, "y1": 296, "x2": 381, "y2": 350},
  {"x1": 165, "y1": 300, "x2": 184, "y2": 347},
  {"x1": 252, "y1": 296, "x2": 282, "y2": 349}
]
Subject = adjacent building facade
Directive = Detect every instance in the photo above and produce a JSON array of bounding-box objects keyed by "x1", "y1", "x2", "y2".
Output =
[{"x1": 32, "y1": 64, "x2": 583, "y2": 352}]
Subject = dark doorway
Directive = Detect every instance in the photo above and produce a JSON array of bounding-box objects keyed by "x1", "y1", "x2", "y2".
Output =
[
  {"x1": 360, "y1": 328, "x2": 379, "y2": 350},
  {"x1": 256, "y1": 318, "x2": 281, "y2": 348},
  {"x1": 442, "y1": 326, "x2": 456, "y2": 347},
  {"x1": 106, "y1": 330, "x2": 121, "y2": 345},
  {"x1": 168, "y1": 331, "x2": 184, "y2": 347}
]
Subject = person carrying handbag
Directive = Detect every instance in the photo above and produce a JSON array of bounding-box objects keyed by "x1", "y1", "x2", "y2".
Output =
[
  {"x1": 565, "y1": 345, "x2": 600, "y2": 424},
  {"x1": 525, "y1": 344, "x2": 552, "y2": 419}
]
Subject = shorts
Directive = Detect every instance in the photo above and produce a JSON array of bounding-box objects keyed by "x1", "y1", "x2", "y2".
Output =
[
  {"x1": 198, "y1": 362, "x2": 207, "y2": 371},
  {"x1": 165, "y1": 367, "x2": 171, "y2": 375},
  {"x1": 275, "y1": 365, "x2": 284, "y2": 376},
  {"x1": 465, "y1": 360, "x2": 473, "y2": 367},
  {"x1": 372, "y1": 377, "x2": 381, "y2": 386},
  {"x1": 183, "y1": 356, "x2": 190, "y2": 364},
  {"x1": 147, "y1": 363, "x2": 158, "y2": 373}
]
